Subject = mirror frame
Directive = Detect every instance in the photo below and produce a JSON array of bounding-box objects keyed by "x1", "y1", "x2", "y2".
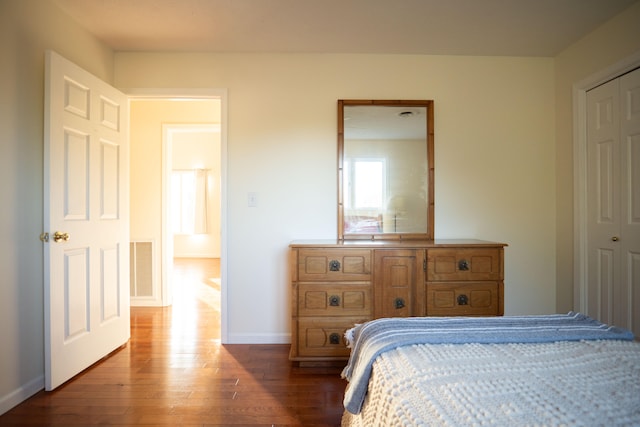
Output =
[{"x1": 338, "y1": 99, "x2": 434, "y2": 240}]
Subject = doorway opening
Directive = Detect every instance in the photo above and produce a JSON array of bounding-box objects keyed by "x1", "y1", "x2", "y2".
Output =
[
  {"x1": 127, "y1": 89, "x2": 227, "y2": 343},
  {"x1": 164, "y1": 122, "x2": 221, "y2": 307}
]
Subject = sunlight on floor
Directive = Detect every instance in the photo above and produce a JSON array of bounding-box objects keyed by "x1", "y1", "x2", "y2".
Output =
[{"x1": 170, "y1": 258, "x2": 221, "y2": 346}]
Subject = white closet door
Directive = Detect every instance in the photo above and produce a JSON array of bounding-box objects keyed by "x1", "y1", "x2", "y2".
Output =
[
  {"x1": 619, "y1": 68, "x2": 640, "y2": 335},
  {"x1": 586, "y1": 67, "x2": 640, "y2": 335}
]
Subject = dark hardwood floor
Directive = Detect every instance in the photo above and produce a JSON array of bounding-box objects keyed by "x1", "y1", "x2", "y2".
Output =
[{"x1": 0, "y1": 259, "x2": 346, "y2": 426}]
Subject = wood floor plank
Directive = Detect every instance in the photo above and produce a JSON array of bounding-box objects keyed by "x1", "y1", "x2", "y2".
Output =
[{"x1": 0, "y1": 259, "x2": 346, "y2": 426}]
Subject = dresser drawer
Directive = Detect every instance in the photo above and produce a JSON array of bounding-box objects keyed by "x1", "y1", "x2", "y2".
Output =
[
  {"x1": 298, "y1": 283, "x2": 372, "y2": 317},
  {"x1": 296, "y1": 317, "x2": 369, "y2": 358},
  {"x1": 426, "y1": 282, "x2": 500, "y2": 316},
  {"x1": 427, "y1": 248, "x2": 502, "y2": 281},
  {"x1": 297, "y1": 249, "x2": 372, "y2": 281}
]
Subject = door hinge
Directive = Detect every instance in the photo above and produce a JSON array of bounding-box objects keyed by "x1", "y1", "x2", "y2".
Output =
[{"x1": 423, "y1": 258, "x2": 427, "y2": 272}]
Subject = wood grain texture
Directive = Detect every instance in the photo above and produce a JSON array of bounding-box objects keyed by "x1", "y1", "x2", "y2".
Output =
[
  {"x1": 0, "y1": 259, "x2": 346, "y2": 426},
  {"x1": 289, "y1": 240, "x2": 506, "y2": 361}
]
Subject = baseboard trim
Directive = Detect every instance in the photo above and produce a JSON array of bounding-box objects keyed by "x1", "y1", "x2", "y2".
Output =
[
  {"x1": 130, "y1": 296, "x2": 166, "y2": 307},
  {"x1": 0, "y1": 375, "x2": 44, "y2": 415},
  {"x1": 173, "y1": 254, "x2": 219, "y2": 259},
  {"x1": 226, "y1": 332, "x2": 290, "y2": 344}
]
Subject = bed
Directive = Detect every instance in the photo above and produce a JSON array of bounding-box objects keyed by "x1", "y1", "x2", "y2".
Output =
[{"x1": 340, "y1": 313, "x2": 640, "y2": 427}]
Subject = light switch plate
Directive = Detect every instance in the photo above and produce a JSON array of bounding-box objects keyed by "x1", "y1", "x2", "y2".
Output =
[{"x1": 248, "y1": 192, "x2": 258, "y2": 207}]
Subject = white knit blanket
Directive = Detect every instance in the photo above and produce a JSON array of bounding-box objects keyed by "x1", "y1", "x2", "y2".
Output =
[
  {"x1": 341, "y1": 339, "x2": 640, "y2": 427},
  {"x1": 342, "y1": 313, "x2": 634, "y2": 414}
]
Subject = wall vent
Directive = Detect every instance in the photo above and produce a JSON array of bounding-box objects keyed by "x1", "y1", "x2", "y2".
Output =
[{"x1": 130, "y1": 241, "x2": 153, "y2": 297}]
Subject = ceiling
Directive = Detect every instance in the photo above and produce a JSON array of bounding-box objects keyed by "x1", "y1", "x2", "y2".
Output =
[
  {"x1": 52, "y1": 0, "x2": 637, "y2": 57},
  {"x1": 345, "y1": 105, "x2": 427, "y2": 140}
]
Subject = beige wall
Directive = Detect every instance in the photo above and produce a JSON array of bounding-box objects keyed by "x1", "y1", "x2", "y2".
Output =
[
  {"x1": 554, "y1": 1, "x2": 640, "y2": 313},
  {"x1": 115, "y1": 53, "x2": 557, "y2": 342},
  {"x1": 0, "y1": 0, "x2": 114, "y2": 413}
]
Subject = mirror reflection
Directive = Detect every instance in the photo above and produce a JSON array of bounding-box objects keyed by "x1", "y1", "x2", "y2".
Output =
[{"x1": 338, "y1": 100, "x2": 434, "y2": 240}]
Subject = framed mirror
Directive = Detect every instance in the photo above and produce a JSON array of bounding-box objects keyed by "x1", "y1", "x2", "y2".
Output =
[{"x1": 338, "y1": 100, "x2": 434, "y2": 240}]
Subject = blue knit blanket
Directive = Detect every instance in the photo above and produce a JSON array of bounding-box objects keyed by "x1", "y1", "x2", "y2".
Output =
[{"x1": 341, "y1": 312, "x2": 634, "y2": 414}]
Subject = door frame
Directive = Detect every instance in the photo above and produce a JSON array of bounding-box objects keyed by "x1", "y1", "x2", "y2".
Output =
[
  {"x1": 125, "y1": 88, "x2": 228, "y2": 343},
  {"x1": 572, "y1": 51, "x2": 640, "y2": 312}
]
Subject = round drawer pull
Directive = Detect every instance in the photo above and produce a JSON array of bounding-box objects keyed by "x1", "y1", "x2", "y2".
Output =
[
  {"x1": 329, "y1": 333, "x2": 341, "y2": 345},
  {"x1": 457, "y1": 294, "x2": 469, "y2": 305}
]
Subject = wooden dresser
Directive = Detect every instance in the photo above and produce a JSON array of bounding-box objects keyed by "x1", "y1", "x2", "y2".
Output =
[{"x1": 289, "y1": 239, "x2": 506, "y2": 362}]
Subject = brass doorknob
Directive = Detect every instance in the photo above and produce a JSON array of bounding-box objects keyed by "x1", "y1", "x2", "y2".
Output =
[
  {"x1": 53, "y1": 231, "x2": 70, "y2": 243},
  {"x1": 611, "y1": 236, "x2": 619, "y2": 242}
]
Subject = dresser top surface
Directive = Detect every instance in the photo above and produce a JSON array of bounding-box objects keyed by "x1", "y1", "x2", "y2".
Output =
[{"x1": 290, "y1": 239, "x2": 507, "y2": 248}]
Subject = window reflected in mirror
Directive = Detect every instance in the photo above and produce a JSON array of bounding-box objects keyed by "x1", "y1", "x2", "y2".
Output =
[
  {"x1": 344, "y1": 157, "x2": 386, "y2": 232},
  {"x1": 338, "y1": 100, "x2": 434, "y2": 240}
]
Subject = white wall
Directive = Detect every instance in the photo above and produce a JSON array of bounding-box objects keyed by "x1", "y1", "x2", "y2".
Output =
[
  {"x1": 115, "y1": 53, "x2": 557, "y2": 343},
  {"x1": 0, "y1": 0, "x2": 114, "y2": 413}
]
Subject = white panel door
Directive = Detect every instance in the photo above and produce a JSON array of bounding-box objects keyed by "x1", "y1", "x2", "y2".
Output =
[
  {"x1": 43, "y1": 51, "x2": 130, "y2": 390},
  {"x1": 587, "y1": 78, "x2": 620, "y2": 326},
  {"x1": 620, "y1": 68, "x2": 640, "y2": 335},
  {"x1": 586, "y1": 67, "x2": 640, "y2": 335}
]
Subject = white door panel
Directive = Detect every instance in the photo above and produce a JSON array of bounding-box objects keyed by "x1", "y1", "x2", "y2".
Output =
[
  {"x1": 620, "y1": 69, "x2": 640, "y2": 335},
  {"x1": 44, "y1": 51, "x2": 130, "y2": 390},
  {"x1": 587, "y1": 78, "x2": 620, "y2": 325},
  {"x1": 586, "y1": 67, "x2": 640, "y2": 336}
]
